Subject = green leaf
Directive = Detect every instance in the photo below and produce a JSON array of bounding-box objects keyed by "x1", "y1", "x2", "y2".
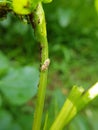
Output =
[
  {"x1": 0, "y1": 109, "x2": 22, "y2": 130},
  {"x1": 0, "y1": 66, "x2": 39, "y2": 105},
  {"x1": 0, "y1": 109, "x2": 13, "y2": 130},
  {"x1": 0, "y1": 51, "x2": 9, "y2": 77}
]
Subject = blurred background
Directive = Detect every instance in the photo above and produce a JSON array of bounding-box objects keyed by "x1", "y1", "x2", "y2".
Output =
[{"x1": 0, "y1": 0, "x2": 98, "y2": 130}]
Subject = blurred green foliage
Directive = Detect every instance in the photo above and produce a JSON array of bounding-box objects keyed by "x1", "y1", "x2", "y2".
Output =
[{"x1": 0, "y1": 0, "x2": 98, "y2": 130}]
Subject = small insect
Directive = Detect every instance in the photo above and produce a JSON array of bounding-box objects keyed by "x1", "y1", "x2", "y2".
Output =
[{"x1": 41, "y1": 58, "x2": 50, "y2": 71}]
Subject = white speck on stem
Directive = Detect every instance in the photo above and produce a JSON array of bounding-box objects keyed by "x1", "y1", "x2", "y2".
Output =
[{"x1": 41, "y1": 58, "x2": 50, "y2": 71}]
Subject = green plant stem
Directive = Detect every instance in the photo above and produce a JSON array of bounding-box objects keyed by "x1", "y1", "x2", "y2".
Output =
[
  {"x1": 50, "y1": 83, "x2": 98, "y2": 130},
  {"x1": 50, "y1": 86, "x2": 84, "y2": 130},
  {"x1": 29, "y1": 3, "x2": 49, "y2": 130}
]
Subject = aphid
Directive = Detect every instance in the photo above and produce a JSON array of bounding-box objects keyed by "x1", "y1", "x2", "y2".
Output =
[{"x1": 41, "y1": 58, "x2": 50, "y2": 71}]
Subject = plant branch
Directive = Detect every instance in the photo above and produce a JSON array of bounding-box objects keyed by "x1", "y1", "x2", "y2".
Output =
[{"x1": 29, "y1": 3, "x2": 49, "y2": 130}]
